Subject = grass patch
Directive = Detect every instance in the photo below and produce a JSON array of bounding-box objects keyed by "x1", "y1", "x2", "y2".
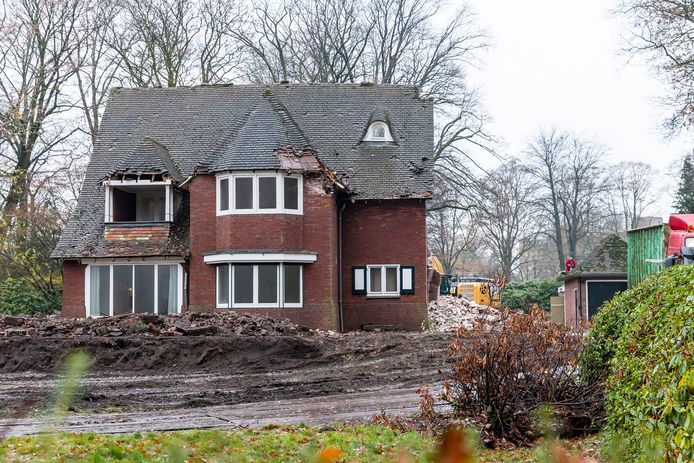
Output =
[{"x1": 0, "y1": 424, "x2": 601, "y2": 462}]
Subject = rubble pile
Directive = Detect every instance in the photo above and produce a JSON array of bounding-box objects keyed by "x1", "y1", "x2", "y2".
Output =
[
  {"x1": 428, "y1": 296, "x2": 502, "y2": 331},
  {"x1": 0, "y1": 311, "x2": 310, "y2": 338}
]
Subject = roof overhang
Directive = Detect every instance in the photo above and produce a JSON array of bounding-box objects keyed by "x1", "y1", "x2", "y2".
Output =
[
  {"x1": 562, "y1": 272, "x2": 627, "y2": 282},
  {"x1": 203, "y1": 252, "x2": 317, "y2": 264}
]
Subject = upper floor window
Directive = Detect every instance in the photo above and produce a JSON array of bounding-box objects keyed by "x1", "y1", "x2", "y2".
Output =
[
  {"x1": 104, "y1": 180, "x2": 175, "y2": 223},
  {"x1": 363, "y1": 121, "x2": 394, "y2": 143},
  {"x1": 217, "y1": 173, "x2": 302, "y2": 216}
]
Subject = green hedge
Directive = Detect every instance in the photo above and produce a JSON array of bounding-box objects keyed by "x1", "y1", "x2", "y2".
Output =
[
  {"x1": 583, "y1": 265, "x2": 694, "y2": 461},
  {"x1": 0, "y1": 278, "x2": 57, "y2": 316},
  {"x1": 500, "y1": 277, "x2": 561, "y2": 312}
]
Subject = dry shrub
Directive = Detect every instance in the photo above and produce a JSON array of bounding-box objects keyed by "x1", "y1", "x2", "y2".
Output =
[{"x1": 444, "y1": 307, "x2": 602, "y2": 445}]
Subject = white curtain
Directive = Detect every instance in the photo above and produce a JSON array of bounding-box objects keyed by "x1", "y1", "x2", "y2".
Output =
[
  {"x1": 167, "y1": 265, "x2": 178, "y2": 313},
  {"x1": 89, "y1": 267, "x2": 100, "y2": 317}
]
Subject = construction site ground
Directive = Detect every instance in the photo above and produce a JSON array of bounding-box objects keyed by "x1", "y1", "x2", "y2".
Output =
[
  {"x1": 0, "y1": 297, "x2": 497, "y2": 436},
  {"x1": 0, "y1": 330, "x2": 452, "y2": 436}
]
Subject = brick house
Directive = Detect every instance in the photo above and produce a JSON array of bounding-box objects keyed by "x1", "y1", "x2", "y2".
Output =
[{"x1": 52, "y1": 84, "x2": 434, "y2": 331}]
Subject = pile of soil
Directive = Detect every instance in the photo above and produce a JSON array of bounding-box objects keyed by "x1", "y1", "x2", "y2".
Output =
[
  {"x1": 0, "y1": 331, "x2": 453, "y2": 414},
  {"x1": 0, "y1": 311, "x2": 309, "y2": 338},
  {"x1": 428, "y1": 296, "x2": 502, "y2": 331}
]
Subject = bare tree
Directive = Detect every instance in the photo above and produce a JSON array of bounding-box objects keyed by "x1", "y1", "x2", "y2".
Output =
[
  {"x1": 232, "y1": 0, "x2": 301, "y2": 83},
  {"x1": 72, "y1": 0, "x2": 122, "y2": 144},
  {"x1": 199, "y1": 0, "x2": 244, "y2": 84},
  {"x1": 619, "y1": 0, "x2": 694, "y2": 131},
  {"x1": 605, "y1": 161, "x2": 658, "y2": 231},
  {"x1": 558, "y1": 138, "x2": 607, "y2": 259},
  {"x1": 525, "y1": 129, "x2": 607, "y2": 269},
  {"x1": 110, "y1": 0, "x2": 197, "y2": 87},
  {"x1": 525, "y1": 127, "x2": 569, "y2": 270},
  {"x1": 428, "y1": 205, "x2": 481, "y2": 274},
  {"x1": 295, "y1": 0, "x2": 373, "y2": 83},
  {"x1": 472, "y1": 160, "x2": 540, "y2": 280},
  {"x1": 0, "y1": 0, "x2": 83, "y2": 233}
]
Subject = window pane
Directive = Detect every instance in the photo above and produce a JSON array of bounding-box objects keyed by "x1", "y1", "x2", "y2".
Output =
[
  {"x1": 235, "y1": 177, "x2": 253, "y2": 209},
  {"x1": 258, "y1": 177, "x2": 277, "y2": 209},
  {"x1": 217, "y1": 265, "x2": 229, "y2": 306},
  {"x1": 219, "y1": 178, "x2": 229, "y2": 211},
  {"x1": 89, "y1": 266, "x2": 110, "y2": 317},
  {"x1": 284, "y1": 264, "x2": 301, "y2": 304},
  {"x1": 158, "y1": 265, "x2": 178, "y2": 314},
  {"x1": 373, "y1": 125, "x2": 385, "y2": 138},
  {"x1": 134, "y1": 265, "x2": 155, "y2": 313},
  {"x1": 233, "y1": 265, "x2": 253, "y2": 304},
  {"x1": 370, "y1": 267, "x2": 382, "y2": 293},
  {"x1": 284, "y1": 177, "x2": 299, "y2": 210},
  {"x1": 258, "y1": 264, "x2": 278, "y2": 304},
  {"x1": 385, "y1": 267, "x2": 398, "y2": 292},
  {"x1": 113, "y1": 265, "x2": 133, "y2": 314}
]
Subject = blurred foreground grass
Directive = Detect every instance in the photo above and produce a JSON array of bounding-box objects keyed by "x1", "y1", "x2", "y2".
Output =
[{"x1": 0, "y1": 424, "x2": 601, "y2": 462}]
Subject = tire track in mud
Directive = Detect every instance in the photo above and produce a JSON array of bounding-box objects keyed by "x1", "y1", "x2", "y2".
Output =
[{"x1": 0, "y1": 332, "x2": 452, "y2": 416}]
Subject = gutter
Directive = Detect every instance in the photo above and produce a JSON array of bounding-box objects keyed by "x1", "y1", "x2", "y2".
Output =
[{"x1": 337, "y1": 201, "x2": 346, "y2": 332}]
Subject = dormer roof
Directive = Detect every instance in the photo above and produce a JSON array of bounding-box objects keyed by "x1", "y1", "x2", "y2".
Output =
[{"x1": 106, "y1": 137, "x2": 183, "y2": 183}]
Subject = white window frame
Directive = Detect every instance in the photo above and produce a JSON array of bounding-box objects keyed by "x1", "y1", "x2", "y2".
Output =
[
  {"x1": 363, "y1": 121, "x2": 394, "y2": 142},
  {"x1": 216, "y1": 263, "x2": 303, "y2": 309},
  {"x1": 84, "y1": 262, "x2": 184, "y2": 317},
  {"x1": 104, "y1": 179, "x2": 174, "y2": 223},
  {"x1": 366, "y1": 264, "x2": 400, "y2": 297},
  {"x1": 216, "y1": 172, "x2": 303, "y2": 216}
]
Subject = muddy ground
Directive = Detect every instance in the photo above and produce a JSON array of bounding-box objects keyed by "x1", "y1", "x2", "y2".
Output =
[{"x1": 0, "y1": 332, "x2": 452, "y2": 418}]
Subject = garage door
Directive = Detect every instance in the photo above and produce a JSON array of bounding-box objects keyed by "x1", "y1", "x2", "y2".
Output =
[{"x1": 586, "y1": 281, "x2": 627, "y2": 319}]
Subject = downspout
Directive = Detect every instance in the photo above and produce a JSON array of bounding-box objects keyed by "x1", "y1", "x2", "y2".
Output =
[{"x1": 337, "y1": 201, "x2": 346, "y2": 333}]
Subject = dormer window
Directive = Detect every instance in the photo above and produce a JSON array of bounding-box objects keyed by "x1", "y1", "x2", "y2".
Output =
[
  {"x1": 104, "y1": 179, "x2": 175, "y2": 223},
  {"x1": 363, "y1": 121, "x2": 395, "y2": 143}
]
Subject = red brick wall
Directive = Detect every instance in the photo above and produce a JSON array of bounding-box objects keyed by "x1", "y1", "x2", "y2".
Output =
[
  {"x1": 62, "y1": 261, "x2": 86, "y2": 318},
  {"x1": 563, "y1": 278, "x2": 588, "y2": 328},
  {"x1": 341, "y1": 199, "x2": 428, "y2": 331},
  {"x1": 188, "y1": 174, "x2": 339, "y2": 330},
  {"x1": 104, "y1": 224, "x2": 170, "y2": 241}
]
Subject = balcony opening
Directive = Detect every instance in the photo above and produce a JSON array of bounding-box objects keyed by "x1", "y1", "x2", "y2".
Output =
[{"x1": 106, "y1": 182, "x2": 174, "y2": 223}]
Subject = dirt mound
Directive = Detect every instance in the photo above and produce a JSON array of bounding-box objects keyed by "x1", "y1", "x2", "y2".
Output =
[
  {"x1": 0, "y1": 331, "x2": 453, "y2": 414},
  {"x1": 428, "y1": 296, "x2": 502, "y2": 331},
  {"x1": 0, "y1": 311, "x2": 309, "y2": 338},
  {"x1": 0, "y1": 334, "x2": 322, "y2": 373}
]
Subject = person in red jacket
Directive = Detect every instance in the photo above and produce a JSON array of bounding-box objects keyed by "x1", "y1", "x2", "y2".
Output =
[{"x1": 565, "y1": 255, "x2": 577, "y2": 272}]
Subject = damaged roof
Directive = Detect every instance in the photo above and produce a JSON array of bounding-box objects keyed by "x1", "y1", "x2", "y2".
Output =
[
  {"x1": 564, "y1": 234, "x2": 628, "y2": 281},
  {"x1": 53, "y1": 83, "x2": 434, "y2": 259},
  {"x1": 108, "y1": 137, "x2": 184, "y2": 182}
]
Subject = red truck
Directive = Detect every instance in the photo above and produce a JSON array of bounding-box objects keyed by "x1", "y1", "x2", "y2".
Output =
[{"x1": 665, "y1": 214, "x2": 694, "y2": 266}]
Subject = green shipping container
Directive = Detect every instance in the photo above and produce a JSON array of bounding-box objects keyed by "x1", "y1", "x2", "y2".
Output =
[{"x1": 627, "y1": 224, "x2": 668, "y2": 288}]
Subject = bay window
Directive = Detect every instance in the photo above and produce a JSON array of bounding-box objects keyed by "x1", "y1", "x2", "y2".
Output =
[
  {"x1": 216, "y1": 263, "x2": 303, "y2": 308},
  {"x1": 87, "y1": 263, "x2": 182, "y2": 317},
  {"x1": 217, "y1": 173, "x2": 302, "y2": 215}
]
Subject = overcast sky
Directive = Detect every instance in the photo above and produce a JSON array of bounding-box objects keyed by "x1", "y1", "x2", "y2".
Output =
[{"x1": 451, "y1": 0, "x2": 692, "y2": 215}]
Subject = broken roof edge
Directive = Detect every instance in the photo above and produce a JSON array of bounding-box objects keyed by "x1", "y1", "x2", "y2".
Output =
[{"x1": 52, "y1": 251, "x2": 190, "y2": 261}]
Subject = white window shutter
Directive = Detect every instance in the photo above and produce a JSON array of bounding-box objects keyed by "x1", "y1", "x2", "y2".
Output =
[
  {"x1": 400, "y1": 266, "x2": 415, "y2": 295},
  {"x1": 352, "y1": 266, "x2": 367, "y2": 295}
]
